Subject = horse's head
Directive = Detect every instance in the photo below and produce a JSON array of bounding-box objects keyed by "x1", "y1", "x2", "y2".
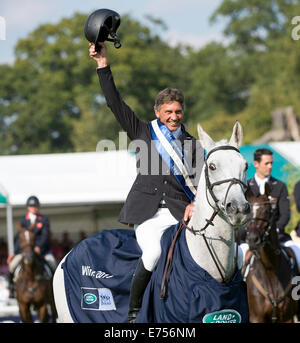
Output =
[
  {"x1": 197, "y1": 121, "x2": 250, "y2": 227},
  {"x1": 246, "y1": 183, "x2": 277, "y2": 250},
  {"x1": 17, "y1": 224, "x2": 35, "y2": 265}
]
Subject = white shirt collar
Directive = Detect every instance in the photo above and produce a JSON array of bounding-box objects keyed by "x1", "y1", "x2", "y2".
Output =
[
  {"x1": 28, "y1": 212, "x2": 37, "y2": 224},
  {"x1": 254, "y1": 174, "x2": 270, "y2": 195}
]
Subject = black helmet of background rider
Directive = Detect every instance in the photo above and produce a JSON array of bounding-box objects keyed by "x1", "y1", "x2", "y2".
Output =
[{"x1": 26, "y1": 195, "x2": 40, "y2": 208}]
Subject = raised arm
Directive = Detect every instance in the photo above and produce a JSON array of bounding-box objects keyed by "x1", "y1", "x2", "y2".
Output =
[{"x1": 89, "y1": 42, "x2": 146, "y2": 140}]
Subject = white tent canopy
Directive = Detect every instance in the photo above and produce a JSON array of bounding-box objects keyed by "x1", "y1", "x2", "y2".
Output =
[
  {"x1": 269, "y1": 142, "x2": 300, "y2": 167},
  {"x1": 0, "y1": 150, "x2": 137, "y2": 207},
  {"x1": 0, "y1": 150, "x2": 137, "y2": 254}
]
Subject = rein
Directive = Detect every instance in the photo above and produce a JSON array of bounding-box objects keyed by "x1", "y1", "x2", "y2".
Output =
[{"x1": 160, "y1": 145, "x2": 246, "y2": 298}]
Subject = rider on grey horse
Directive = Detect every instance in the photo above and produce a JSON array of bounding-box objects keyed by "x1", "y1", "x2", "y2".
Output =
[{"x1": 89, "y1": 42, "x2": 203, "y2": 322}]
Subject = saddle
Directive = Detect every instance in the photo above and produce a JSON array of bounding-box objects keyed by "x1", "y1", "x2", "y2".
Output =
[
  {"x1": 242, "y1": 246, "x2": 299, "y2": 279},
  {"x1": 14, "y1": 257, "x2": 53, "y2": 282}
]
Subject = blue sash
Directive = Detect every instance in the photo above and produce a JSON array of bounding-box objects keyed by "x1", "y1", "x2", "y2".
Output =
[{"x1": 149, "y1": 119, "x2": 196, "y2": 202}]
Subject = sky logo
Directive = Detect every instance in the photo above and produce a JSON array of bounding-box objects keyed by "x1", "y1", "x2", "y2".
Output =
[{"x1": 0, "y1": 16, "x2": 6, "y2": 40}]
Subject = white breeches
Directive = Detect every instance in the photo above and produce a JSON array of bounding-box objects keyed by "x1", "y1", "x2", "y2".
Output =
[
  {"x1": 240, "y1": 241, "x2": 300, "y2": 271},
  {"x1": 44, "y1": 253, "x2": 58, "y2": 271},
  {"x1": 134, "y1": 208, "x2": 178, "y2": 272},
  {"x1": 8, "y1": 253, "x2": 57, "y2": 273}
]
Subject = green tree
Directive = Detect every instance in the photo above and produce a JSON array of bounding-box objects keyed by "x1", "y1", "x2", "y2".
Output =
[
  {"x1": 193, "y1": 0, "x2": 300, "y2": 143},
  {"x1": 0, "y1": 13, "x2": 185, "y2": 154},
  {"x1": 211, "y1": 0, "x2": 299, "y2": 52}
]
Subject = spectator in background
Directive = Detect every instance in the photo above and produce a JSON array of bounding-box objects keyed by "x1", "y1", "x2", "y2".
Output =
[
  {"x1": 78, "y1": 231, "x2": 87, "y2": 242},
  {"x1": 0, "y1": 238, "x2": 8, "y2": 276},
  {"x1": 60, "y1": 231, "x2": 73, "y2": 255},
  {"x1": 50, "y1": 235, "x2": 65, "y2": 262}
]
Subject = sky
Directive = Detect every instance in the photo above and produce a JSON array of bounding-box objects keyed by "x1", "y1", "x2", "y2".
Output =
[{"x1": 0, "y1": 0, "x2": 227, "y2": 65}]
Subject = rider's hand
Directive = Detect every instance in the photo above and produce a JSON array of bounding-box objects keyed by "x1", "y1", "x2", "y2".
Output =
[
  {"x1": 7, "y1": 254, "x2": 15, "y2": 265},
  {"x1": 34, "y1": 246, "x2": 41, "y2": 255},
  {"x1": 89, "y1": 42, "x2": 108, "y2": 69},
  {"x1": 184, "y1": 203, "x2": 194, "y2": 222}
]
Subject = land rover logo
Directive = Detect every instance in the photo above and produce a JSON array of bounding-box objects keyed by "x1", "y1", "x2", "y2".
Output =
[
  {"x1": 84, "y1": 293, "x2": 97, "y2": 305},
  {"x1": 202, "y1": 309, "x2": 241, "y2": 323}
]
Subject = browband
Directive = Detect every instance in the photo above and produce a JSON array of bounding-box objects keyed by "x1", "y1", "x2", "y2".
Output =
[{"x1": 205, "y1": 145, "x2": 240, "y2": 161}]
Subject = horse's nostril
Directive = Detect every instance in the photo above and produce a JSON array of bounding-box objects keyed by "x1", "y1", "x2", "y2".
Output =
[
  {"x1": 226, "y1": 202, "x2": 238, "y2": 214},
  {"x1": 244, "y1": 203, "x2": 250, "y2": 214},
  {"x1": 226, "y1": 202, "x2": 232, "y2": 212},
  {"x1": 254, "y1": 236, "x2": 261, "y2": 245}
]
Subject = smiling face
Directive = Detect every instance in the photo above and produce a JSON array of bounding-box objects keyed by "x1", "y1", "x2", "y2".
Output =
[{"x1": 155, "y1": 101, "x2": 183, "y2": 131}]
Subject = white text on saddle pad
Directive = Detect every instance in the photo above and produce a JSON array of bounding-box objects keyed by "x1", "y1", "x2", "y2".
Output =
[{"x1": 81, "y1": 265, "x2": 114, "y2": 279}]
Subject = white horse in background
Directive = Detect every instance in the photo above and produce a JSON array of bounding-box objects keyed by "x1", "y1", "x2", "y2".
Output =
[{"x1": 53, "y1": 121, "x2": 250, "y2": 323}]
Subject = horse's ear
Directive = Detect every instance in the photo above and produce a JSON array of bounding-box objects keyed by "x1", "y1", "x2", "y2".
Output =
[
  {"x1": 245, "y1": 185, "x2": 254, "y2": 201},
  {"x1": 229, "y1": 121, "x2": 243, "y2": 148},
  {"x1": 197, "y1": 123, "x2": 215, "y2": 152},
  {"x1": 264, "y1": 182, "x2": 271, "y2": 196}
]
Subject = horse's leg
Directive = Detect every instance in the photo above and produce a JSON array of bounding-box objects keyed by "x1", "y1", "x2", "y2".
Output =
[
  {"x1": 37, "y1": 304, "x2": 49, "y2": 323},
  {"x1": 53, "y1": 253, "x2": 74, "y2": 323},
  {"x1": 48, "y1": 284, "x2": 58, "y2": 323},
  {"x1": 19, "y1": 302, "x2": 32, "y2": 323},
  {"x1": 50, "y1": 299, "x2": 58, "y2": 323}
]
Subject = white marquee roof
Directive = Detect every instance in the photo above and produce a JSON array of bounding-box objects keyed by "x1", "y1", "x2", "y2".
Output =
[
  {"x1": 269, "y1": 142, "x2": 300, "y2": 167},
  {"x1": 0, "y1": 141, "x2": 299, "y2": 208},
  {"x1": 0, "y1": 150, "x2": 137, "y2": 207}
]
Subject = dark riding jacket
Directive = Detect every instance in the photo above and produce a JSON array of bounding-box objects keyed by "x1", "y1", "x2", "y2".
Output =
[
  {"x1": 293, "y1": 180, "x2": 300, "y2": 237},
  {"x1": 247, "y1": 176, "x2": 291, "y2": 242},
  {"x1": 14, "y1": 213, "x2": 51, "y2": 255},
  {"x1": 97, "y1": 66, "x2": 204, "y2": 225}
]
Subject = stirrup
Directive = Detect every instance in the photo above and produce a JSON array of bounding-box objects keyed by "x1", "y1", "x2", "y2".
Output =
[{"x1": 128, "y1": 308, "x2": 140, "y2": 323}]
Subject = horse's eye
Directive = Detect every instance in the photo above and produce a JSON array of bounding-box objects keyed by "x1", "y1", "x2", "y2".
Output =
[
  {"x1": 209, "y1": 163, "x2": 216, "y2": 171},
  {"x1": 245, "y1": 162, "x2": 248, "y2": 171}
]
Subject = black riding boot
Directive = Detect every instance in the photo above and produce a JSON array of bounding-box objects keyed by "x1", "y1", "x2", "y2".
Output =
[
  {"x1": 7, "y1": 272, "x2": 15, "y2": 299},
  {"x1": 128, "y1": 259, "x2": 152, "y2": 323}
]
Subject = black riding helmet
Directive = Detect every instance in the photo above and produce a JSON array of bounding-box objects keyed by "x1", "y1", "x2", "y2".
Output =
[
  {"x1": 84, "y1": 9, "x2": 121, "y2": 51},
  {"x1": 26, "y1": 195, "x2": 40, "y2": 207}
]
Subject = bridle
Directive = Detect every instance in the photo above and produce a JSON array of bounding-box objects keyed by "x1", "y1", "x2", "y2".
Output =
[
  {"x1": 204, "y1": 145, "x2": 248, "y2": 211},
  {"x1": 247, "y1": 199, "x2": 277, "y2": 250},
  {"x1": 245, "y1": 198, "x2": 294, "y2": 323},
  {"x1": 189, "y1": 145, "x2": 248, "y2": 235},
  {"x1": 160, "y1": 145, "x2": 248, "y2": 296}
]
